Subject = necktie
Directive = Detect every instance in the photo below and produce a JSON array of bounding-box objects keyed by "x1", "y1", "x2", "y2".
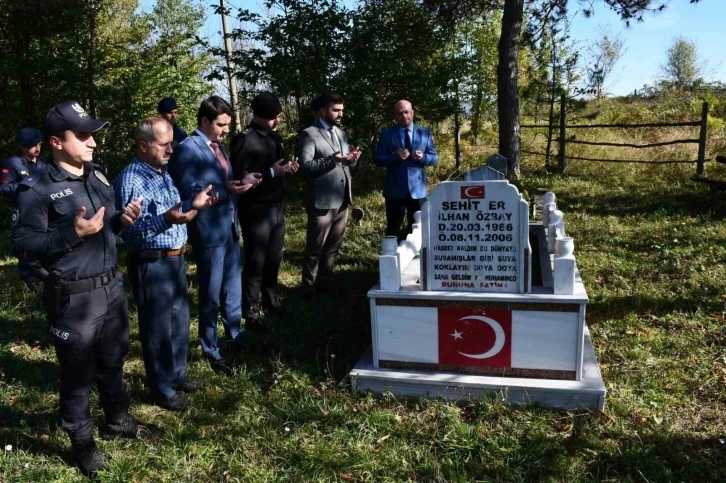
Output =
[
  {"x1": 405, "y1": 128, "x2": 412, "y2": 152},
  {"x1": 329, "y1": 127, "x2": 341, "y2": 152},
  {"x1": 210, "y1": 141, "x2": 230, "y2": 178}
]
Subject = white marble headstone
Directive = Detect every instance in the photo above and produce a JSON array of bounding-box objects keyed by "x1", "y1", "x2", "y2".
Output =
[{"x1": 423, "y1": 181, "x2": 531, "y2": 293}]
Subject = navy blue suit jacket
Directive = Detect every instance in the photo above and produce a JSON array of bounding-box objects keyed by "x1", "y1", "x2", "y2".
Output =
[
  {"x1": 168, "y1": 133, "x2": 239, "y2": 247},
  {"x1": 374, "y1": 124, "x2": 438, "y2": 199}
]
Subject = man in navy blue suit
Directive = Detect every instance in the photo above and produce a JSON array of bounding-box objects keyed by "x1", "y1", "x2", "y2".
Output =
[
  {"x1": 374, "y1": 100, "x2": 438, "y2": 240},
  {"x1": 168, "y1": 96, "x2": 261, "y2": 375}
]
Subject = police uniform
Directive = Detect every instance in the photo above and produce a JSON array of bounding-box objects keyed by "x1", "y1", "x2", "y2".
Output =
[
  {"x1": 0, "y1": 154, "x2": 48, "y2": 200},
  {"x1": 12, "y1": 160, "x2": 133, "y2": 441},
  {"x1": 1, "y1": 153, "x2": 48, "y2": 289},
  {"x1": 230, "y1": 116, "x2": 287, "y2": 323}
]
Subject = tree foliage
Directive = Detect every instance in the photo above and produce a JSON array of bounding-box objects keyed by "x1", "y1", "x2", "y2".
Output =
[
  {"x1": 660, "y1": 35, "x2": 703, "y2": 91},
  {"x1": 0, "y1": 0, "x2": 213, "y2": 176},
  {"x1": 223, "y1": 0, "x2": 462, "y2": 154},
  {"x1": 584, "y1": 28, "x2": 625, "y2": 98},
  {"x1": 424, "y1": 0, "x2": 702, "y2": 176}
]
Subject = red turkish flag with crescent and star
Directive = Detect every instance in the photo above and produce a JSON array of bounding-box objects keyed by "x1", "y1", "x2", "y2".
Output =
[{"x1": 438, "y1": 308, "x2": 512, "y2": 367}]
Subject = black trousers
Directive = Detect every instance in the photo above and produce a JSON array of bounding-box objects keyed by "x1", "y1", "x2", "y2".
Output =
[
  {"x1": 46, "y1": 271, "x2": 129, "y2": 440},
  {"x1": 127, "y1": 254, "x2": 190, "y2": 401},
  {"x1": 385, "y1": 196, "x2": 423, "y2": 240},
  {"x1": 239, "y1": 202, "x2": 286, "y2": 319}
]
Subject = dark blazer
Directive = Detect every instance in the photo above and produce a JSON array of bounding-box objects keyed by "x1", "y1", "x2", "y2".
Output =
[
  {"x1": 374, "y1": 124, "x2": 438, "y2": 200},
  {"x1": 298, "y1": 119, "x2": 356, "y2": 210},
  {"x1": 168, "y1": 132, "x2": 239, "y2": 247},
  {"x1": 230, "y1": 122, "x2": 286, "y2": 204}
]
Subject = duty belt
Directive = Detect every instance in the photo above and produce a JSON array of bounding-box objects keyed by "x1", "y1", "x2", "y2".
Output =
[
  {"x1": 60, "y1": 267, "x2": 119, "y2": 295},
  {"x1": 129, "y1": 245, "x2": 187, "y2": 260}
]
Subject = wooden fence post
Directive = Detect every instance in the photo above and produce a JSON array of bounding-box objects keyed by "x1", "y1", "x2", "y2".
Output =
[
  {"x1": 696, "y1": 101, "x2": 709, "y2": 177},
  {"x1": 558, "y1": 93, "x2": 566, "y2": 173}
]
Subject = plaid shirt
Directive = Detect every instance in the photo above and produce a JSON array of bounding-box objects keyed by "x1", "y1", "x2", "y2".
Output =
[{"x1": 113, "y1": 157, "x2": 192, "y2": 251}]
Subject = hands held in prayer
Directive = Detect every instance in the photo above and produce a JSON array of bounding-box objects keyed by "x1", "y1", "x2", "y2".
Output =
[
  {"x1": 334, "y1": 147, "x2": 361, "y2": 164},
  {"x1": 273, "y1": 158, "x2": 300, "y2": 177},
  {"x1": 75, "y1": 195, "x2": 143, "y2": 236},
  {"x1": 396, "y1": 148, "x2": 422, "y2": 162},
  {"x1": 164, "y1": 202, "x2": 197, "y2": 225},
  {"x1": 192, "y1": 185, "x2": 219, "y2": 210},
  {"x1": 284, "y1": 157, "x2": 300, "y2": 175},
  {"x1": 119, "y1": 196, "x2": 143, "y2": 227},
  {"x1": 74, "y1": 206, "x2": 105, "y2": 238},
  {"x1": 228, "y1": 173, "x2": 262, "y2": 195}
]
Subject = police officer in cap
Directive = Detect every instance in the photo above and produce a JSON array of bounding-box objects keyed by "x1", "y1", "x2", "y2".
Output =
[
  {"x1": 230, "y1": 92, "x2": 299, "y2": 333},
  {"x1": 158, "y1": 97, "x2": 188, "y2": 145},
  {"x1": 1, "y1": 127, "x2": 48, "y2": 291},
  {"x1": 12, "y1": 101, "x2": 148, "y2": 474}
]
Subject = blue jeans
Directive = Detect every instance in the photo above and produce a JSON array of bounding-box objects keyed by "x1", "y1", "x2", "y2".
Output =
[
  {"x1": 192, "y1": 232, "x2": 244, "y2": 361},
  {"x1": 127, "y1": 254, "x2": 190, "y2": 400}
]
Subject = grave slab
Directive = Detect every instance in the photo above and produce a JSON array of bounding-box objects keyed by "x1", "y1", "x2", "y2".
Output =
[{"x1": 350, "y1": 326, "x2": 605, "y2": 410}]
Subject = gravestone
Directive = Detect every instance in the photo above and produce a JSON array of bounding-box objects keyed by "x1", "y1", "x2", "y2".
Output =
[
  {"x1": 464, "y1": 153, "x2": 508, "y2": 181},
  {"x1": 423, "y1": 180, "x2": 531, "y2": 293},
  {"x1": 464, "y1": 165, "x2": 506, "y2": 181},
  {"x1": 351, "y1": 178, "x2": 606, "y2": 410},
  {"x1": 486, "y1": 153, "x2": 508, "y2": 176}
]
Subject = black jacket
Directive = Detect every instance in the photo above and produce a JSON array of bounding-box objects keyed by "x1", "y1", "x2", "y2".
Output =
[{"x1": 230, "y1": 122, "x2": 287, "y2": 204}]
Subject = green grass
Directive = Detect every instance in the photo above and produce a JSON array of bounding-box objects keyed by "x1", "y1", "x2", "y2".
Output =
[{"x1": 1, "y1": 132, "x2": 726, "y2": 481}]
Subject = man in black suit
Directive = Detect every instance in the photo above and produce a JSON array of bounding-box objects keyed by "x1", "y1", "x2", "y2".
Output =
[
  {"x1": 230, "y1": 92, "x2": 299, "y2": 331},
  {"x1": 297, "y1": 93, "x2": 361, "y2": 294}
]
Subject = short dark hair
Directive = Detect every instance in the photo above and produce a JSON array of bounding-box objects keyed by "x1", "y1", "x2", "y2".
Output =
[
  {"x1": 320, "y1": 93, "x2": 344, "y2": 110},
  {"x1": 196, "y1": 95, "x2": 234, "y2": 126}
]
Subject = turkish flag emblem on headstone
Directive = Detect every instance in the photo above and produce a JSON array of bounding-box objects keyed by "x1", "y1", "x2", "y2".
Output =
[{"x1": 438, "y1": 308, "x2": 512, "y2": 367}]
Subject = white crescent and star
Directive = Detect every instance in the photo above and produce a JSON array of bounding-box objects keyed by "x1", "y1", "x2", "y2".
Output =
[
  {"x1": 450, "y1": 315, "x2": 505, "y2": 359},
  {"x1": 463, "y1": 187, "x2": 482, "y2": 198}
]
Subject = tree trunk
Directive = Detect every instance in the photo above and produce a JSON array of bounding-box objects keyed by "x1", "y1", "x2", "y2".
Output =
[
  {"x1": 454, "y1": 109, "x2": 462, "y2": 169},
  {"x1": 470, "y1": 85, "x2": 482, "y2": 146},
  {"x1": 88, "y1": 11, "x2": 96, "y2": 117},
  {"x1": 545, "y1": 39, "x2": 557, "y2": 170},
  {"x1": 497, "y1": 0, "x2": 524, "y2": 179}
]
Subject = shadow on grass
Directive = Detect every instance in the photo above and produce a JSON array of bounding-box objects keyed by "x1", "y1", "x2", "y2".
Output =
[
  {"x1": 0, "y1": 406, "x2": 66, "y2": 460},
  {"x1": 560, "y1": 186, "x2": 726, "y2": 220},
  {"x1": 587, "y1": 292, "x2": 726, "y2": 324}
]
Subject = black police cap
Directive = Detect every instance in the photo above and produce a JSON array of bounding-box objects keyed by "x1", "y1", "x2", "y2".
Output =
[
  {"x1": 44, "y1": 101, "x2": 109, "y2": 137},
  {"x1": 18, "y1": 127, "x2": 42, "y2": 147},
  {"x1": 158, "y1": 97, "x2": 178, "y2": 113},
  {"x1": 251, "y1": 92, "x2": 282, "y2": 120}
]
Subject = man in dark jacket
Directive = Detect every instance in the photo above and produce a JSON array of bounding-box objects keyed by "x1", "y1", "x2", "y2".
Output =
[
  {"x1": 230, "y1": 92, "x2": 299, "y2": 330},
  {"x1": 158, "y1": 97, "x2": 188, "y2": 145}
]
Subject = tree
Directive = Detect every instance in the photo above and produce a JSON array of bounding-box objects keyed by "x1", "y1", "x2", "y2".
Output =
[
  {"x1": 660, "y1": 35, "x2": 703, "y2": 91},
  {"x1": 585, "y1": 28, "x2": 625, "y2": 98},
  {"x1": 425, "y1": 0, "x2": 701, "y2": 177},
  {"x1": 214, "y1": 0, "x2": 350, "y2": 130}
]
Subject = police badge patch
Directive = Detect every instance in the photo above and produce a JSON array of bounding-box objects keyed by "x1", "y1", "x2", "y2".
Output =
[
  {"x1": 11, "y1": 209, "x2": 19, "y2": 226},
  {"x1": 94, "y1": 170, "x2": 110, "y2": 186}
]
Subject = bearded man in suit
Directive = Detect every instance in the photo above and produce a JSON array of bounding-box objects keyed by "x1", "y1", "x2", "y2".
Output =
[
  {"x1": 374, "y1": 99, "x2": 438, "y2": 240},
  {"x1": 297, "y1": 93, "x2": 362, "y2": 295}
]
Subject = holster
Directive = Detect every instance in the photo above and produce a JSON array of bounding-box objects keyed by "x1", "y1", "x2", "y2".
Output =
[{"x1": 44, "y1": 270, "x2": 63, "y2": 319}]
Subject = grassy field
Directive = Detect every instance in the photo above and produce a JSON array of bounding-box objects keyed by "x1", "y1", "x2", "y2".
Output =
[{"x1": 1, "y1": 122, "x2": 726, "y2": 481}]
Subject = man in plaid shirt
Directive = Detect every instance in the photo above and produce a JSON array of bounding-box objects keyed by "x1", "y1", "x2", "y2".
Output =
[{"x1": 114, "y1": 117, "x2": 218, "y2": 411}]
